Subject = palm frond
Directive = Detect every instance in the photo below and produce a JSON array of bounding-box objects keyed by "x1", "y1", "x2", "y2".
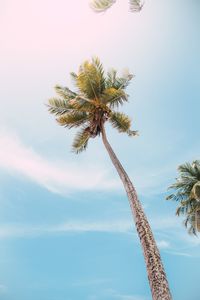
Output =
[
  {"x1": 129, "y1": 0, "x2": 144, "y2": 12},
  {"x1": 90, "y1": 0, "x2": 116, "y2": 12},
  {"x1": 92, "y1": 56, "x2": 106, "y2": 92},
  {"x1": 75, "y1": 59, "x2": 105, "y2": 99},
  {"x1": 55, "y1": 85, "x2": 77, "y2": 100},
  {"x1": 127, "y1": 129, "x2": 139, "y2": 137},
  {"x1": 102, "y1": 88, "x2": 128, "y2": 108},
  {"x1": 70, "y1": 72, "x2": 78, "y2": 83},
  {"x1": 106, "y1": 69, "x2": 133, "y2": 90},
  {"x1": 109, "y1": 111, "x2": 131, "y2": 133},
  {"x1": 178, "y1": 161, "x2": 200, "y2": 179},
  {"x1": 71, "y1": 97, "x2": 96, "y2": 112},
  {"x1": 48, "y1": 98, "x2": 74, "y2": 116},
  {"x1": 57, "y1": 112, "x2": 89, "y2": 129},
  {"x1": 72, "y1": 127, "x2": 90, "y2": 153}
]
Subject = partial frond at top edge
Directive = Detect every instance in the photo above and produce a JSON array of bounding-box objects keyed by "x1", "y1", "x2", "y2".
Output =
[
  {"x1": 129, "y1": 0, "x2": 144, "y2": 12},
  {"x1": 90, "y1": 0, "x2": 116, "y2": 12}
]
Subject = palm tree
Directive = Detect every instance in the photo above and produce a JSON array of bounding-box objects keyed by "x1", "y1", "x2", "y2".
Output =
[
  {"x1": 48, "y1": 57, "x2": 172, "y2": 300},
  {"x1": 90, "y1": 0, "x2": 144, "y2": 13},
  {"x1": 167, "y1": 160, "x2": 200, "y2": 235}
]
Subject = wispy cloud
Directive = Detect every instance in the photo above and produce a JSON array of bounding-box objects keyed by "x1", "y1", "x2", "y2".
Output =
[
  {"x1": 0, "y1": 216, "x2": 178, "y2": 240},
  {"x1": 165, "y1": 250, "x2": 192, "y2": 258},
  {"x1": 156, "y1": 240, "x2": 170, "y2": 249},
  {"x1": 0, "y1": 217, "x2": 199, "y2": 258},
  {"x1": 0, "y1": 130, "x2": 118, "y2": 193},
  {"x1": 0, "y1": 219, "x2": 135, "y2": 240}
]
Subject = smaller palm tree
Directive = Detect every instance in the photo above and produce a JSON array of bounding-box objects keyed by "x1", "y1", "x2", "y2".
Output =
[
  {"x1": 90, "y1": 0, "x2": 144, "y2": 13},
  {"x1": 167, "y1": 160, "x2": 200, "y2": 235}
]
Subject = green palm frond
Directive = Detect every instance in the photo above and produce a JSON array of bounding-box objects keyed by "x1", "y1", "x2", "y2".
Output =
[
  {"x1": 102, "y1": 88, "x2": 128, "y2": 108},
  {"x1": 184, "y1": 213, "x2": 197, "y2": 235},
  {"x1": 184, "y1": 209, "x2": 200, "y2": 236},
  {"x1": 55, "y1": 85, "x2": 77, "y2": 100},
  {"x1": 106, "y1": 69, "x2": 133, "y2": 90},
  {"x1": 90, "y1": 0, "x2": 116, "y2": 12},
  {"x1": 70, "y1": 72, "x2": 78, "y2": 83},
  {"x1": 92, "y1": 57, "x2": 106, "y2": 92},
  {"x1": 178, "y1": 162, "x2": 200, "y2": 179},
  {"x1": 48, "y1": 98, "x2": 74, "y2": 115},
  {"x1": 72, "y1": 127, "x2": 90, "y2": 153},
  {"x1": 74, "y1": 59, "x2": 105, "y2": 99},
  {"x1": 129, "y1": 0, "x2": 144, "y2": 12},
  {"x1": 70, "y1": 97, "x2": 96, "y2": 112},
  {"x1": 109, "y1": 111, "x2": 131, "y2": 133},
  {"x1": 57, "y1": 112, "x2": 89, "y2": 129}
]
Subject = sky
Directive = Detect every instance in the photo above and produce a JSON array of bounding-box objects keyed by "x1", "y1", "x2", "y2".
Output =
[{"x1": 0, "y1": 0, "x2": 200, "y2": 299}]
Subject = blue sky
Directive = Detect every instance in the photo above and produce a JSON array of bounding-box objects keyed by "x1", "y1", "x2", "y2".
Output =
[{"x1": 0, "y1": 0, "x2": 200, "y2": 299}]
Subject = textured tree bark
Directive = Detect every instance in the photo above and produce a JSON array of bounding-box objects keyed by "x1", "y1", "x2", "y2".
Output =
[{"x1": 101, "y1": 125, "x2": 172, "y2": 300}]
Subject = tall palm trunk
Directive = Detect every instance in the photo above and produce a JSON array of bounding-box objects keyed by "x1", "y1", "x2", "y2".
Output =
[{"x1": 101, "y1": 124, "x2": 172, "y2": 300}]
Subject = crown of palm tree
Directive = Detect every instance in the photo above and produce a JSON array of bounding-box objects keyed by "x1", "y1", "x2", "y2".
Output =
[
  {"x1": 167, "y1": 160, "x2": 200, "y2": 234},
  {"x1": 90, "y1": 0, "x2": 144, "y2": 13},
  {"x1": 48, "y1": 57, "x2": 138, "y2": 153}
]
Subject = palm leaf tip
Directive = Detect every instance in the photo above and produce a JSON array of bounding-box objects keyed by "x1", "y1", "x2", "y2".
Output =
[
  {"x1": 127, "y1": 129, "x2": 139, "y2": 137},
  {"x1": 72, "y1": 128, "x2": 90, "y2": 154},
  {"x1": 109, "y1": 112, "x2": 137, "y2": 137},
  {"x1": 48, "y1": 98, "x2": 72, "y2": 116},
  {"x1": 129, "y1": 0, "x2": 144, "y2": 12},
  {"x1": 90, "y1": 0, "x2": 116, "y2": 12}
]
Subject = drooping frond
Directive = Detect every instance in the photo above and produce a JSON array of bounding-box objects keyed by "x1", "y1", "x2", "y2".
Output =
[
  {"x1": 72, "y1": 127, "x2": 91, "y2": 153},
  {"x1": 74, "y1": 59, "x2": 105, "y2": 99},
  {"x1": 129, "y1": 0, "x2": 144, "y2": 12},
  {"x1": 109, "y1": 111, "x2": 131, "y2": 133},
  {"x1": 102, "y1": 88, "x2": 128, "y2": 108},
  {"x1": 57, "y1": 112, "x2": 89, "y2": 129},
  {"x1": 184, "y1": 213, "x2": 197, "y2": 235},
  {"x1": 48, "y1": 98, "x2": 74, "y2": 116},
  {"x1": 183, "y1": 208, "x2": 200, "y2": 235},
  {"x1": 90, "y1": 0, "x2": 116, "y2": 12}
]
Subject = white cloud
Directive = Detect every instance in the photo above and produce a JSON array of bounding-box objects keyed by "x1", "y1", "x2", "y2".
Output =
[
  {"x1": 0, "y1": 130, "x2": 118, "y2": 193},
  {"x1": 156, "y1": 240, "x2": 170, "y2": 249},
  {"x1": 165, "y1": 251, "x2": 192, "y2": 258}
]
